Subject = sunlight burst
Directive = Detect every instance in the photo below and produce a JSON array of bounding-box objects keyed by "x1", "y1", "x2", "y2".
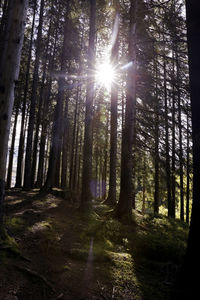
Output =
[{"x1": 95, "y1": 62, "x2": 116, "y2": 90}]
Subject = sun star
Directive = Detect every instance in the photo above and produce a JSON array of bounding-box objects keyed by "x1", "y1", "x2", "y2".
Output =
[{"x1": 95, "y1": 62, "x2": 116, "y2": 90}]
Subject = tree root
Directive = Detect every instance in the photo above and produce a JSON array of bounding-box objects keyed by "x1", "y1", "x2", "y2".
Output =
[{"x1": 14, "y1": 264, "x2": 55, "y2": 293}]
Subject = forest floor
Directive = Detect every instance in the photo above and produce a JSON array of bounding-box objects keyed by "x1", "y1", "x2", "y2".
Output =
[{"x1": 0, "y1": 190, "x2": 188, "y2": 300}]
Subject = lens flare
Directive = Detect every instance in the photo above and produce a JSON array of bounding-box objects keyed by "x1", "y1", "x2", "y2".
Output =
[{"x1": 95, "y1": 62, "x2": 116, "y2": 90}]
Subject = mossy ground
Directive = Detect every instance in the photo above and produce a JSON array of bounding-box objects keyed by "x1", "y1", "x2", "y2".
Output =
[{"x1": 0, "y1": 190, "x2": 188, "y2": 299}]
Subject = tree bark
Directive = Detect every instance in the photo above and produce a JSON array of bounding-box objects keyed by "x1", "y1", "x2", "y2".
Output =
[
  {"x1": 35, "y1": 10, "x2": 59, "y2": 188},
  {"x1": 186, "y1": 111, "x2": 190, "y2": 224},
  {"x1": 114, "y1": 0, "x2": 137, "y2": 223},
  {"x1": 0, "y1": 0, "x2": 28, "y2": 237},
  {"x1": 176, "y1": 52, "x2": 184, "y2": 221},
  {"x1": 15, "y1": 1, "x2": 36, "y2": 188},
  {"x1": 80, "y1": 0, "x2": 96, "y2": 207},
  {"x1": 105, "y1": 12, "x2": 119, "y2": 206},
  {"x1": 163, "y1": 58, "x2": 172, "y2": 217},
  {"x1": 173, "y1": 1, "x2": 200, "y2": 297},
  {"x1": 41, "y1": 1, "x2": 70, "y2": 192},
  {"x1": 153, "y1": 58, "x2": 160, "y2": 215},
  {"x1": 23, "y1": 0, "x2": 45, "y2": 190},
  {"x1": 6, "y1": 104, "x2": 19, "y2": 189}
]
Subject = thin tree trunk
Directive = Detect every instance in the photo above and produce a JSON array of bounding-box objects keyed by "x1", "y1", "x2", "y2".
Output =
[
  {"x1": 176, "y1": 52, "x2": 184, "y2": 221},
  {"x1": 42, "y1": 2, "x2": 70, "y2": 192},
  {"x1": 105, "y1": 12, "x2": 119, "y2": 206},
  {"x1": 186, "y1": 111, "x2": 190, "y2": 224},
  {"x1": 6, "y1": 105, "x2": 19, "y2": 189},
  {"x1": 81, "y1": 0, "x2": 96, "y2": 207},
  {"x1": 69, "y1": 88, "x2": 79, "y2": 190},
  {"x1": 163, "y1": 58, "x2": 172, "y2": 217},
  {"x1": 72, "y1": 90, "x2": 81, "y2": 191},
  {"x1": 31, "y1": 11, "x2": 53, "y2": 187},
  {"x1": 15, "y1": 1, "x2": 36, "y2": 188},
  {"x1": 23, "y1": 0, "x2": 45, "y2": 190},
  {"x1": 61, "y1": 99, "x2": 69, "y2": 189},
  {"x1": 102, "y1": 113, "x2": 109, "y2": 200},
  {"x1": 154, "y1": 59, "x2": 159, "y2": 215},
  {"x1": 171, "y1": 52, "x2": 176, "y2": 218},
  {"x1": 35, "y1": 18, "x2": 59, "y2": 188}
]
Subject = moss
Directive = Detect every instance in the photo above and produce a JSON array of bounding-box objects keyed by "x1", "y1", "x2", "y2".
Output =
[{"x1": 5, "y1": 216, "x2": 26, "y2": 232}]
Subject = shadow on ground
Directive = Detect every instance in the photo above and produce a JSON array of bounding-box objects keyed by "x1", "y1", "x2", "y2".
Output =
[{"x1": 0, "y1": 189, "x2": 188, "y2": 300}]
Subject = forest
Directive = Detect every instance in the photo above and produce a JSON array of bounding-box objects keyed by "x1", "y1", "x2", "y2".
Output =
[{"x1": 0, "y1": 0, "x2": 200, "y2": 299}]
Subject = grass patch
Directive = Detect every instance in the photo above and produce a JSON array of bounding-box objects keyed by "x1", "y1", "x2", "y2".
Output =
[
  {"x1": 71, "y1": 204, "x2": 188, "y2": 300},
  {"x1": 5, "y1": 216, "x2": 26, "y2": 233}
]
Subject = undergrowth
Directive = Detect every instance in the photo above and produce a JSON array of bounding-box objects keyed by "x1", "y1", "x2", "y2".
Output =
[{"x1": 67, "y1": 204, "x2": 189, "y2": 300}]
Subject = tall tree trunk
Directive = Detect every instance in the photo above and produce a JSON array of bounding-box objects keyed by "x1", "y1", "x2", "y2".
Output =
[
  {"x1": 0, "y1": 0, "x2": 28, "y2": 237},
  {"x1": 174, "y1": 1, "x2": 200, "y2": 298},
  {"x1": 42, "y1": 2, "x2": 70, "y2": 192},
  {"x1": 153, "y1": 58, "x2": 159, "y2": 215},
  {"x1": 142, "y1": 155, "x2": 146, "y2": 215},
  {"x1": 72, "y1": 90, "x2": 82, "y2": 191},
  {"x1": 23, "y1": 0, "x2": 45, "y2": 190},
  {"x1": 80, "y1": 0, "x2": 96, "y2": 207},
  {"x1": 115, "y1": 0, "x2": 137, "y2": 222},
  {"x1": 163, "y1": 58, "x2": 172, "y2": 217},
  {"x1": 61, "y1": 104, "x2": 70, "y2": 189},
  {"x1": 15, "y1": 1, "x2": 36, "y2": 188},
  {"x1": 102, "y1": 113, "x2": 109, "y2": 200},
  {"x1": 69, "y1": 88, "x2": 80, "y2": 190},
  {"x1": 0, "y1": 0, "x2": 8, "y2": 59},
  {"x1": 6, "y1": 104, "x2": 19, "y2": 189},
  {"x1": 171, "y1": 52, "x2": 176, "y2": 218},
  {"x1": 186, "y1": 111, "x2": 190, "y2": 224},
  {"x1": 176, "y1": 52, "x2": 184, "y2": 221},
  {"x1": 77, "y1": 126, "x2": 83, "y2": 192},
  {"x1": 35, "y1": 14, "x2": 59, "y2": 188},
  {"x1": 105, "y1": 12, "x2": 119, "y2": 206},
  {"x1": 31, "y1": 11, "x2": 53, "y2": 187}
]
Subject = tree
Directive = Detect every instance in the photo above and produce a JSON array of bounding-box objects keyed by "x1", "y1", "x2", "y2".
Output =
[
  {"x1": 115, "y1": 0, "x2": 137, "y2": 222},
  {"x1": 0, "y1": 0, "x2": 28, "y2": 237},
  {"x1": 41, "y1": 1, "x2": 70, "y2": 192},
  {"x1": 105, "y1": 11, "x2": 119, "y2": 206},
  {"x1": 15, "y1": 0, "x2": 36, "y2": 188},
  {"x1": 80, "y1": 0, "x2": 96, "y2": 207},
  {"x1": 23, "y1": 0, "x2": 45, "y2": 190},
  {"x1": 173, "y1": 1, "x2": 200, "y2": 298}
]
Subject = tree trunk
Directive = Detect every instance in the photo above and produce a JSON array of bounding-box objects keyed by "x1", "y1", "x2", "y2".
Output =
[
  {"x1": 173, "y1": 2, "x2": 200, "y2": 297},
  {"x1": 15, "y1": 2, "x2": 36, "y2": 188},
  {"x1": 31, "y1": 11, "x2": 53, "y2": 187},
  {"x1": 163, "y1": 58, "x2": 172, "y2": 217},
  {"x1": 80, "y1": 0, "x2": 96, "y2": 207},
  {"x1": 72, "y1": 90, "x2": 82, "y2": 191},
  {"x1": 35, "y1": 14, "x2": 59, "y2": 188},
  {"x1": 69, "y1": 88, "x2": 79, "y2": 190},
  {"x1": 171, "y1": 52, "x2": 176, "y2": 218},
  {"x1": 23, "y1": 0, "x2": 45, "y2": 190},
  {"x1": 115, "y1": 0, "x2": 137, "y2": 223},
  {"x1": 186, "y1": 111, "x2": 190, "y2": 224},
  {"x1": 102, "y1": 113, "x2": 109, "y2": 200},
  {"x1": 105, "y1": 13, "x2": 119, "y2": 206},
  {"x1": 6, "y1": 104, "x2": 19, "y2": 189},
  {"x1": 0, "y1": 0, "x2": 28, "y2": 237},
  {"x1": 176, "y1": 52, "x2": 184, "y2": 221},
  {"x1": 42, "y1": 2, "x2": 70, "y2": 192},
  {"x1": 154, "y1": 58, "x2": 159, "y2": 215}
]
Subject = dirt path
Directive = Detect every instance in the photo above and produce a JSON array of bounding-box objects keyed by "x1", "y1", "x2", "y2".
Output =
[{"x1": 0, "y1": 190, "x2": 113, "y2": 300}]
